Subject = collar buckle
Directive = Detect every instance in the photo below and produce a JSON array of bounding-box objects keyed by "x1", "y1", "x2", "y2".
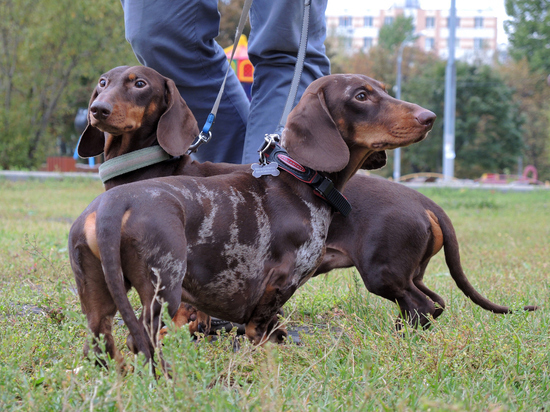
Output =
[{"x1": 256, "y1": 140, "x2": 352, "y2": 216}]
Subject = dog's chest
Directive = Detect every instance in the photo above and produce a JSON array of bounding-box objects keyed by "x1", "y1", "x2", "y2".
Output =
[
  {"x1": 176, "y1": 181, "x2": 331, "y2": 295},
  {"x1": 292, "y1": 202, "x2": 331, "y2": 286}
]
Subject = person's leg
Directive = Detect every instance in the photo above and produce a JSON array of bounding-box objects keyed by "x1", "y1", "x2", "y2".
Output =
[
  {"x1": 121, "y1": 0, "x2": 249, "y2": 163},
  {"x1": 242, "y1": 0, "x2": 331, "y2": 164}
]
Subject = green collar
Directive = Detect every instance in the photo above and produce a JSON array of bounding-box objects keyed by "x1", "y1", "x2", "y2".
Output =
[{"x1": 98, "y1": 146, "x2": 172, "y2": 184}]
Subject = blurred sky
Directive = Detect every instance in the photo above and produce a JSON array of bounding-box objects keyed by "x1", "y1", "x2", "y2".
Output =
[{"x1": 326, "y1": 0, "x2": 511, "y2": 44}]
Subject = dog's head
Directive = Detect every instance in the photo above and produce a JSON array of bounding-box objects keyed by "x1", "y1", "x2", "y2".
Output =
[
  {"x1": 77, "y1": 66, "x2": 199, "y2": 158},
  {"x1": 281, "y1": 74, "x2": 435, "y2": 172}
]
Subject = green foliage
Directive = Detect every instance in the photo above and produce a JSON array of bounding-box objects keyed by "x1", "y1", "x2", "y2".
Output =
[
  {"x1": 498, "y1": 59, "x2": 550, "y2": 181},
  {"x1": 0, "y1": 178, "x2": 549, "y2": 410},
  {"x1": 389, "y1": 60, "x2": 523, "y2": 179},
  {"x1": 217, "y1": 0, "x2": 251, "y2": 49},
  {"x1": 452, "y1": 65, "x2": 523, "y2": 178},
  {"x1": 0, "y1": 0, "x2": 137, "y2": 170},
  {"x1": 505, "y1": 0, "x2": 550, "y2": 73},
  {"x1": 503, "y1": 0, "x2": 550, "y2": 182},
  {"x1": 378, "y1": 15, "x2": 415, "y2": 51}
]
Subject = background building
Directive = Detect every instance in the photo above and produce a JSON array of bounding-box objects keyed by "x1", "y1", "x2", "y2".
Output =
[{"x1": 326, "y1": 0, "x2": 498, "y2": 61}]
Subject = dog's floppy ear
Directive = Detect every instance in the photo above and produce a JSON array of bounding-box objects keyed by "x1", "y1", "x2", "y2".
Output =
[
  {"x1": 157, "y1": 77, "x2": 199, "y2": 157},
  {"x1": 282, "y1": 88, "x2": 349, "y2": 173},
  {"x1": 77, "y1": 89, "x2": 105, "y2": 158},
  {"x1": 361, "y1": 150, "x2": 387, "y2": 170}
]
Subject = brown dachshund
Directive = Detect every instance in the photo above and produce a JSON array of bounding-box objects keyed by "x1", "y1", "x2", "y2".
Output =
[
  {"x1": 316, "y1": 177, "x2": 538, "y2": 328},
  {"x1": 69, "y1": 72, "x2": 435, "y2": 366},
  {"x1": 76, "y1": 66, "x2": 536, "y2": 343}
]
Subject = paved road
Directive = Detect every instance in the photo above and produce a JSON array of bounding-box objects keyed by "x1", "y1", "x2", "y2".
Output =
[{"x1": 1, "y1": 170, "x2": 549, "y2": 192}]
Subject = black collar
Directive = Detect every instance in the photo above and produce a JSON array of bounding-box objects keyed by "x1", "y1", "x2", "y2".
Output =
[{"x1": 259, "y1": 139, "x2": 351, "y2": 216}]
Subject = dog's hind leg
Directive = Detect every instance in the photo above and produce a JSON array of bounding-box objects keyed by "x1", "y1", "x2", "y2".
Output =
[
  {"x1": 412, "y1": 260, "x2": 446, "y2": 320},
  {"x1": 70, "y1": 213, "x2": 128, "y2": 369},
  {"x1": 86, "y1": 308, "x2": 122, "y2": 368},
  {"x1": 125, "y1": 264, "x2": 184, "y2": 351},
  {"x1": 126, "y1": 229, "x2": 187, "y2": 371},
  {"x1": 395, "y1": 282, "x2": 438, "y2": 330},
  {"x1": 415, "y1": 280, "x2": 446, "y2": 320},
  {"x1": 243, "y1": 255, "x2": 302, "y2": 346},
  {"x1": 74, "y1": 253, "x2": 123, "y2": 368}
]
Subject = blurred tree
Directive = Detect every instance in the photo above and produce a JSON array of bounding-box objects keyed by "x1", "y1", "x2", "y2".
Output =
[
  {"x1": 378, "y1": 15, "x2": 415, "y2": 51},
  {"x1": 401, "y1": 62, "x2": 524, "y2": 179},
  {"x1": 505, "y1": 0, "x2": 550, "y2": 74},
  {"x1": 330, "y1": 23, "x2": 436, "y2": 90},
  {"x1": 498, "y1": 59, "x2": 550, "y2": 180},
  {"x1": 0, "y1": 0, "x2": 136, "y2": 169},
  {"x1": 217, "y1": 0, "x2": 251, "y2": 49},
  {"x1": 503, "y1": 0, "x2": 550, "y2": 181}
]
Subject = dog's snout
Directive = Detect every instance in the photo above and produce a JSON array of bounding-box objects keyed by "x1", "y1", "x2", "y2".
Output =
[
  {"x1": 90, "y1": 101, "x2": 113, "y2": 120},
  {"x1": 416, "y1": 110, "x2": 436, "y2": 128}
]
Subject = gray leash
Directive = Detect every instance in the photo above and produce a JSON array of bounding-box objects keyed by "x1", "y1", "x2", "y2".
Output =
[
  {"x1": 275, "y1": 0, "x2": 311, "y2": 135},
  {"x1": 254, "y1": 0, "x2": 311, "y2": 173}
]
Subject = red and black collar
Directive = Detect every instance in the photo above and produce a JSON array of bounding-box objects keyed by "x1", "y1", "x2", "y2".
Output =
[{"x1": 256, "y1": 135, "x2": 351, "y2": 216}]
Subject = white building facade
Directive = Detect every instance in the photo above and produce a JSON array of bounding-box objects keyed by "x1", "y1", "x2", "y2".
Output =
[{"x1": 326, "y1": 0, "x2": 498, "y2": 61}]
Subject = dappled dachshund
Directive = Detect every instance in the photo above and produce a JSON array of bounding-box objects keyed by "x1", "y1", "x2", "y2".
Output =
[{"x1": 69, "y1": 73, "x2": 436, "y2": 366}]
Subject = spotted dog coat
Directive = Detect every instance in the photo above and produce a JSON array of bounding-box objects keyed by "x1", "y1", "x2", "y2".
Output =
[{"x1": 69, "y1": 73, "x2": 437, "y2": 366}]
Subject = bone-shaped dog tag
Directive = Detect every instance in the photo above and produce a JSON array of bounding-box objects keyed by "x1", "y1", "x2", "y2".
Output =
[{"x1": 251, "y1": 162, "x2": 280, "y2": 178}]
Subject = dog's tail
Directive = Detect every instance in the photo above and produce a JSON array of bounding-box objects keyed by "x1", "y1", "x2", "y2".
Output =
[
  {"x1": 95, "y1": 199, "x2": 154, "y2": 361},
  {"x1": 436, "y1": 208, "x2": 538, "y2": 313}
]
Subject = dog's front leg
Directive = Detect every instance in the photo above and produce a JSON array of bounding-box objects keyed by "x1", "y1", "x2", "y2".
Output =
[
  {"x1": 244, "y1": 263, "x2": 296, "y2": 345},
  {"x1": 244, "y1": 310, "x2": 288, "y2": 346}
]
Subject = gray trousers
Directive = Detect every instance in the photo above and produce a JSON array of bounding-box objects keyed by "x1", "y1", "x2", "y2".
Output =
[{"x1": 121, "y1": 0, "x2": 330, "y2": 164}]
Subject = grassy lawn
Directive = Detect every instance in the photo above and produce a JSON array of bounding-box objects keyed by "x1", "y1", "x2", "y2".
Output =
[{"x1": 0, "y1": 177, "x2": 548, "y2": 411}]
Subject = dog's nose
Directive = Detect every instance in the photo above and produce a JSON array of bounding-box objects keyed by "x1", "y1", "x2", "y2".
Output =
[
  {"x1": 416, "y1": 110, "x2": 436, "y2": 128},
  {"x1": 90, "y1": 101, "x2": 113, "y2": 120}
]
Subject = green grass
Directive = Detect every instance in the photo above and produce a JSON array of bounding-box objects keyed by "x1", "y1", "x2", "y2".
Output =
[{"x1": 0, "y1": 178, "x2": 549, "y2": 411}]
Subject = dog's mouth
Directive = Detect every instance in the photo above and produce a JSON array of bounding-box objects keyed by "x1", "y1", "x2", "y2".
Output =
[
  {"x1": 387, "y1": 126, "x2": 432, "y2": 147},
  {"x1": 371, "y1": 141, "x2": 390, "y2": 149},
  {"x1": 90, "y1": 117, "x2": 139, "y2": 135},
  {"x1": 372, "y1": 129, "x2": 430, "y2": 150},
  {"x1": 413, "y1": 131, "x2": 430, "y2": 143}
]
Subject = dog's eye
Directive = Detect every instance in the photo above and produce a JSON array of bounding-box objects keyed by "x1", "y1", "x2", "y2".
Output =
[
  {"x1": 135, "y1": 80, "x2": 147, "y2": 88},
  {"x1": 355, "y1": 92, "x2": 367, "y2": 101},
  {"x1": 98, "y1": 79, "x2": 106, "y2": 87}
]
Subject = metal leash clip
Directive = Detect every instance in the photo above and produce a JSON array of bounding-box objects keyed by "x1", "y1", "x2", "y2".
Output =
[
  {"x1": 252, "y1": 133, "x2": 281, "y2": 178},
  {"x1": 187, "y1": 131, "x2": 212, "y2": 155},
  {"x1": 258, "y1": 133, "x2": 280, "y2": 165}
]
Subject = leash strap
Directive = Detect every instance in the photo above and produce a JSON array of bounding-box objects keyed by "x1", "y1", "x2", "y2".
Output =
[
  {"x1": 98, "y1": 146, "x2": 171, "y2": 183},
  {"x1": 259, "y1": 137, "x2": 352, "y2": 216},
  {"x1": 188, "y1": 0, "x2": 254, "y2": 154},
  {"x1": 275, "y1": 0, "x2": 311, "y2": 135},
  {"x1": 190, "y1": 0, "x2": 311, "y2": 153}
]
